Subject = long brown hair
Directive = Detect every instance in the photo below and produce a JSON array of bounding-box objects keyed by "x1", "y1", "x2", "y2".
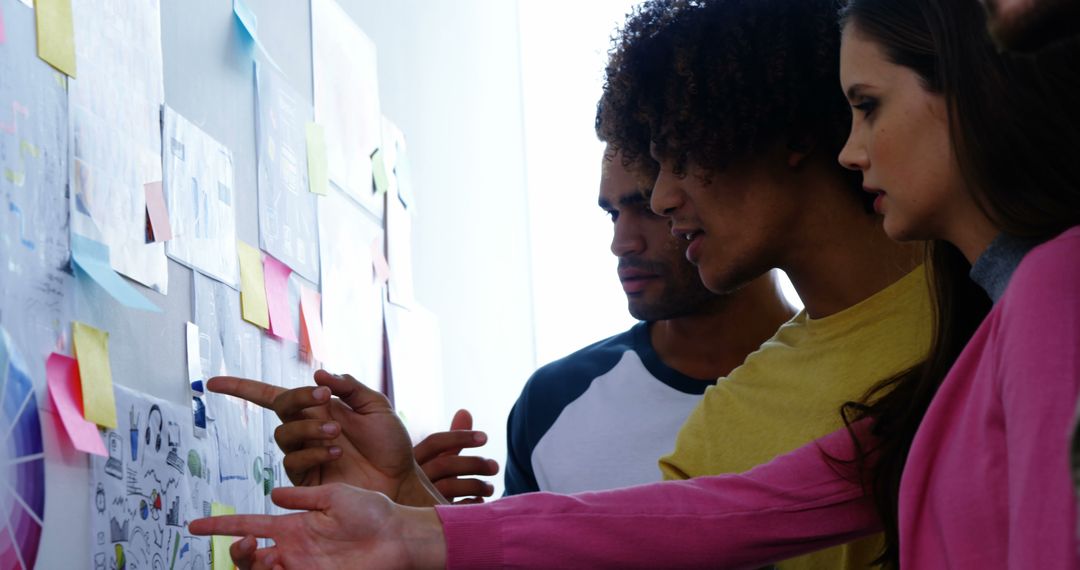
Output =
[{"x1": 835, "y1": 0, "x2": 1080, "y2": 566}]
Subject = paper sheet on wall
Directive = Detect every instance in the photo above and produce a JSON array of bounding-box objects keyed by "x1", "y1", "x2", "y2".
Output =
[
  {"x1": 69, "y1": 0, "x2": 168, "y2": 293},
  {"x1": 311, "y1": 0, "x2": 383, "y2": 218},
  {"x1": 317, "y1": 186, "x2": 384, "y2": 386},
  {"x1": 163, "y1": 106, "x2": 239, "y2": 287},
  {"x1": 383, "y1": 301, "x2": 445, "y2": 442},
  {"x1": 385, "y1": 182, "x2": 415, "y2": 308},
  {"x1": 193, "y1": 271, "x2": 262, "y2": 384},
  {"x1": 89, "y1": 386, "x2": 213, "y2": 570},
  {"x1": 0, "y1": 1, "x2": 73, "y2": 386},
  {"x1": 258, "y1": 335, "x2": 315, "y2": 514},
  {"x1": 254, "y1": 59, "x2": 320, "y2": 283}
]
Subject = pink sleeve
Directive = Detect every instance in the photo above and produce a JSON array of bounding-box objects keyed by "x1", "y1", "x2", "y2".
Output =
[
  {"x1": 437, "y1": 424, "x2": 881, "y2": 569},
  {"x1": 997, "y1": 234, "x2": 1080, "y2": 569}
]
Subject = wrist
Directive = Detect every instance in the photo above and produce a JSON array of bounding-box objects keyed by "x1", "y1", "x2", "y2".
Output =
[
  {"x1": 397, "y1": 467, "x2": 449, "y2": 507},
  {"x1": 394, "y1": 506, "x2": 448, "y2": 570}
]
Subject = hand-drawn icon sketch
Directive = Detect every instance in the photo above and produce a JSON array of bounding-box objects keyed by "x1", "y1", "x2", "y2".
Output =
[{"x1": 105, "y1": 433, "x2": 124, "y2": 480}]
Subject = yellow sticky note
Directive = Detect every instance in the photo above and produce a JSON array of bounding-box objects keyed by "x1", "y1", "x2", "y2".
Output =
[
  {"x1": 305, "y1": 122, "x2": 328, "y2": 196},
  {"x1": 35, "y1": 0, "x2": 77, "y2": 77},
  {"x1": 71, "y1": 322, "x2": 117, "y2": 428},
  {"x1": 210, "y1": 502, "x2": 237, "y2": 570},
  {"x1": 237, "y1": 241, "x2": 270, "y2": 329},
  {"x1": 371, "y1": 147, "x2": 389, "y2": 195}
]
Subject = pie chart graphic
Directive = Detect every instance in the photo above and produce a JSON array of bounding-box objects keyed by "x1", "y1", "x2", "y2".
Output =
[{"x1": 0, "y1": 335, "x2": 45, "y2": 570}]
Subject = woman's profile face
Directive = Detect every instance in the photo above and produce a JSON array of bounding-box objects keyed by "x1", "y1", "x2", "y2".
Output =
[{"x1": 837, "y1": 24, "x2": 970, "y2": 245}]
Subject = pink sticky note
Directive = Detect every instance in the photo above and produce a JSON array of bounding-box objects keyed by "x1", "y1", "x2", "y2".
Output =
[
  {"x1": 299, "y1": 286, "x2": 325, "y2": 362},
  {"x1": 0, "y1": 4, "x2": 7, "y2": 45},
  {"x1": 144, "y1": 181, "x2": 172, "y2": 242},
  {"x1": 46, "y1": 353, "x2": 107, "y2": 456},
  {"x1": 371, "y1": 238, "x2": 391, "y2": 284},
  {"x1": 263, "y1": 255, "x2": 297, "y2": 342}
]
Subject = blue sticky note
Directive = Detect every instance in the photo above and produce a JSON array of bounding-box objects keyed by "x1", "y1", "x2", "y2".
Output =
[
  {"x1": 71, "y1": 235, "x2": 161, "y2": 313},
  {"x1": 233, "y1": 0, "x2": 258, "y2": 40}
]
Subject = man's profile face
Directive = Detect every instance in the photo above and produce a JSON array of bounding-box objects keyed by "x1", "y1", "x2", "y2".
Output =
[{"x1": 599, "y1": 150, "x2": 716, "y2": 321}]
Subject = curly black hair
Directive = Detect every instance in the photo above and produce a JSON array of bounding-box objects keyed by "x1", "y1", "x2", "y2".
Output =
[{"x1": 596, "y1": 0, "x2": 858, "y2": 193}]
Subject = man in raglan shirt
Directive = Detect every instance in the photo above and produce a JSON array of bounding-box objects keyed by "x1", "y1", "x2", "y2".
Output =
[{"x1": 503, "y1": 147, "x2": 796, "y2": 495}]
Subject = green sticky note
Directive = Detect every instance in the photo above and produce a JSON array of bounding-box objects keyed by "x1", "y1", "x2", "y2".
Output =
[
  {"x1": 72, "y1": 322, "x2": 117, "y2": 428},
  {"x1": 371, "y1": 147, "x2": 389, "y2": 195},
  {"x1": 35, "y1": 0, "x2": 77, "y2": 77},
  {"x1": 210, "y1": 502, "x2": 237, "y2": 570},
  {"x1": 237, "y1": 241, "x2": 270, "y2": 329},
  {"x1": 305, "y1": 122, "x2": 328, "y2": 196}
]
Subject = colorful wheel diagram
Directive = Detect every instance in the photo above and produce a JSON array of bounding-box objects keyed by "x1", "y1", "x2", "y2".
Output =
[{"x1": 0, "y1": 336, "x2": 45, "y2": 570}]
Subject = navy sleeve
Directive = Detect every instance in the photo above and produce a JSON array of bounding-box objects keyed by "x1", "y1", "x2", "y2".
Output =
[{"x1": 503, "y1": 384, "x2": 539, "y2": 496}]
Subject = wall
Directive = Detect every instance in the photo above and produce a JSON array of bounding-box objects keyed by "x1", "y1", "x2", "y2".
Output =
[{"x1": 17, "y1": 0, "x2": 536, "y2": 566}]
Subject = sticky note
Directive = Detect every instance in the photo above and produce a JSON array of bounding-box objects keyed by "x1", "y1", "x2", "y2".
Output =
[
  {"x1": 371, "y1": 147, "x2": 389, "y2": 195},
  {"x1": 305, "y1": 122, "x2": 328, "y2": 196},
  {"x1": 371, "y1": 238, "x2": 391, "y2": 284},
  {"x1": 72, "y1": 322, "x2": 118, "y2": 429},
  {"x1": 299, "y1": 286, "x2": 325, "y2": 362},
  {"x1": 46, "y1": 353, "x2": 106, "y2": 456},
  {"x1": 237, "y1": 241, "x2": 270, "y2": 329},
  {"x1": 210, "y1": 502, "x2": 237, "y2": 570},
  {"x1": 233, "y1": 0, "x2": 257, "y2": 39},
  {"x1": 34, "y1": 0, "x2": 76, "y2": 77},
  {"x1": 263, "y1": 255, "x2": 297, "y2": 342},
  {"x1": 0, "y1": 4, "x2": 7, "y2": 45},
  {"x1": 144, "y1": 181, "x2": 173, "y2": 242},
  {"x1": 71, "y1": 234, "x2": 161, "y2": 312}
]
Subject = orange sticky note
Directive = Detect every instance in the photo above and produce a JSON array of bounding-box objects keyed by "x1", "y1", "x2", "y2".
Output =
[
  {"x1": 210, "y1": 502, "x2": 237, "y2": 570},
  {"x1": 72, "y1": 322, "x2": 118, "y2": 428},
  {"x1": 35, "y1": 0, "x2": 77, "y2": 77},
  {"x1": 299, "y1": 286, "x2": 325, "y2": 362},
  {"x1": 238, "y1": 241, "x2": 270, "y2": 329},
  {"x1": 263, "y1": 255, "x2": 296, "y2": 342},
  {"x1": 371, "y1": 238, "x2": 390, "y2": 284},
  {"x1": 144, "y1": 181, "x2": 173, "y2": 242},
  {"x1": 46, "y1": 353, "x2": 106, "y2": 456}
]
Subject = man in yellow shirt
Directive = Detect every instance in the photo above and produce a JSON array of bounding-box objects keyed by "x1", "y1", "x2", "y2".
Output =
[{"x1": 596, "y1": 0, "x2": 932, "y2": 567}]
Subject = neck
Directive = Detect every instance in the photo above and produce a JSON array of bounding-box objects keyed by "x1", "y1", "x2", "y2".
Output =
[
  {"x1": 781, "y1": 192, "x2": 923, "y2": 320},
  {"x1": 650, "y1": 272, "x2": 796, "y2": 380}
]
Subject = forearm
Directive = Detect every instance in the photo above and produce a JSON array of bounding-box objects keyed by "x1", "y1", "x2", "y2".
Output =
[{"x1": 394, "y1": 506, "x2": 449, "y2": 569}]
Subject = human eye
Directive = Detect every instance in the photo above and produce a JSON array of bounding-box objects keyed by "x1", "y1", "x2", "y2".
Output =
[{"x1": 852, "y1": 98, "x2": 878, "y2": 117}]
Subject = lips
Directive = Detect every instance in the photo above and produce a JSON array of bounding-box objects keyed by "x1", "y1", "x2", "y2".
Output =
[
  {"x1": 671, "y1": 225, "x2": 705, "y2": 264},
  {"x1": 618, "y1": 267, "x2": 659, "y2": 294}
]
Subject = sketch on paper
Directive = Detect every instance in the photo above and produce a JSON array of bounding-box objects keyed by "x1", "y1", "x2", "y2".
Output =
[
  {"x1": 318, "y1": 187, "x2": 385, "y2": 387},
  {"x1": 311, "y1": 0, "x2": 383, "y2": 218},
  {"x1": 69, "y1": 0, "x2": 168, "y2": 292},
  {"x1": 255, "y1": 59, "x2": 320, "y2": 283},
  {"x1": 0, "y1": 2, "x2": 73, "y2": 382},
  {"x1": 90, "y1": 387, "x2": 212, "y2": 570},
  {"x1": 163, "y1": 106, "x2": 239, "y2": 287},
  {"x1": 192, "y1": 271, "x2": 262, "y2": 384},
  {"x1": 0, "y1": 327, "x2": 46, "y2": 570}
]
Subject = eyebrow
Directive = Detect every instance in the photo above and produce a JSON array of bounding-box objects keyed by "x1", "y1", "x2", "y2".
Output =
[
  {"x1": 598, "y1": 191, "x2": 650, "y2": 210},
  {"x1": 845, "y1": 83, "x2": 872, "y2": 101}
]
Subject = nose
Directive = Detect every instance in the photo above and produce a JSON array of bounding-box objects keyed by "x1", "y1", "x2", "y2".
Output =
[
  {"x1": 611, "y1": 216, "x2": 646, "y2": 257},
  {"x1": 650, "y1": 168, "x2": 683, "y2": 217},
  {"x1": 838, "y1": 125, "x2": 868, "y2": 172}
]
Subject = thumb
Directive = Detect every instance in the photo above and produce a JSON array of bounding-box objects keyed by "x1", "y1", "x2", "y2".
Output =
[
  {"x1": 313, "y1": 369, "x2": 388, "y2": 412},
  {"x1": 449, "y1": 409, "x2": 472, "y2": 431}
]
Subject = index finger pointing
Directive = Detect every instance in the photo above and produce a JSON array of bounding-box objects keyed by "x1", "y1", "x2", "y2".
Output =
[
  {"x1": 189, "y1": 514, "x2": 278, "y2": 538},
  {"x1": 207, "y1": 376, "x2": 285, "y2": 409}
]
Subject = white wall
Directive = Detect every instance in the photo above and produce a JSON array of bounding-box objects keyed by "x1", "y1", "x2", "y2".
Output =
[
  {"x1": 345, "y1": 0, "x2": 538, "y2": 496},
  {"x1": 518, "y1": 0, "x2": 645, "y2": 367}
]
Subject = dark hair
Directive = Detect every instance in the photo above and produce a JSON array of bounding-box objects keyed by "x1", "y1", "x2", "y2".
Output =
[
  {"x1": 837, "y1": 0, "x2": 1080, "y2": 566},
  {"x1": 596, "y1": 0, "x2": 862, "y2": 198}
]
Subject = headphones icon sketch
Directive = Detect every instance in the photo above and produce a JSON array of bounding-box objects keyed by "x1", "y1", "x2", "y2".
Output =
[{"x1": 145, "y1": 405, "x2": 163, "y2": 453}]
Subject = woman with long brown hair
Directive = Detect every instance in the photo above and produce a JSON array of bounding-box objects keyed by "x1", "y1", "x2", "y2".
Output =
[{"x1": 190, "y1": 0, "x2": 1080, "y2": 567}]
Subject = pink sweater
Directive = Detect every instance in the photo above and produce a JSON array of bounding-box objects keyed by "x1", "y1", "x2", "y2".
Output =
[{"x1": 437, "y1": 226, "x2": 1080, "y2": 569}]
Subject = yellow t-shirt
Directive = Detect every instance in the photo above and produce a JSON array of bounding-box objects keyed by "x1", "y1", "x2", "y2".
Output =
[{"x1": 660, "y1": 265, "x2": 932, "y2": 570}]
